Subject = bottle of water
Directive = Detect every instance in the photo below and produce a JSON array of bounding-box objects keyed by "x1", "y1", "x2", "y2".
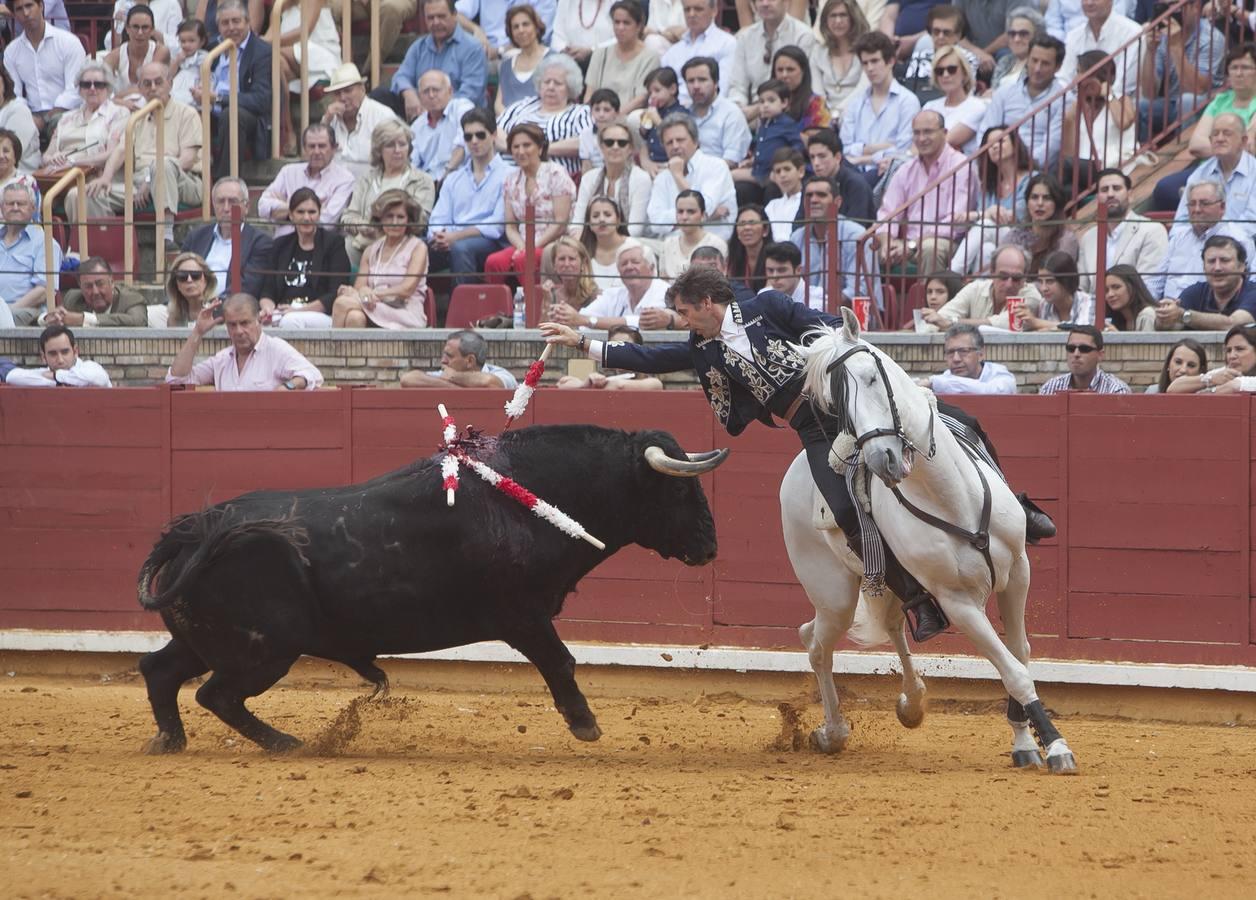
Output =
[{"x1": 513, "y1": 287, "x2": 526, "y2": 328}]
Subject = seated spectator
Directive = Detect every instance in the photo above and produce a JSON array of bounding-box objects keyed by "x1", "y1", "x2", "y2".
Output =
[
  {"x1": 645, "y1": 113, "x2": 737, "y2": 240},
  {"x1": 727, "y1": 0, "x2": 815, "y2": 120},
  {"x1": 1019, "y1": 251, "x2": 1092, "y2": 330},
  {"x1": 196, "y1": 1, "x2": 271, "y2": 180},
  {"x1": 731, "y1": 80, "x2": 802, "y2": 204},
  {"x1": 952, "y1": 125, "x2": 1035, "y2": 274},
  {"x1": 1058, "y1": 0, "x2": 1141, "y2": 98},
  {"x1": 660, "y1": 0, "x2": 736, "y2": 105},
  {"x1": 884, "y1": 0, "x2": 932, "y2": 55},
  {"x1": 570, "y1": 120, "x2": 652, "y2": 236},
  {"x1": 915, "y1": 323, "x2": 1017, "y2": 394},
  {"x1": 876, "y1": 110, "x2": 974, "y2": 276},
  {"x1": 42, "y1": 257, "x2": 147, "y2": 328},
  {"x1": 1171, "y1": 114, "x2": 1256, "y2": 227},
  {"x1": 183, "y1": 177, "x2": 273, "y2": 299},
  {"x1": 333, "y1": 190, "x2": 429, "y2": 328},
  {"x1": 762, "y1": 240, "x2": 825, "y2": 309},
  {"x1": 320, "y1": 63, "x2": 403, "y2": 179},
  {"x1": 375, "y1": 0, "x2": 487, "y2": 119},
  {"x1": 3, "y1": 325, "x2": 112, "y2": 387},
  {"x1": 980, "y1": 34, "x2": 1068, "y2": 169},
  {"x1": 104, "y1": 4, "x2": 173, "y2": 111},
  {"x1": 260, "y1": 189, "x2": 352, "y2": 329},
  {"x1": 642, "y1": 0, "x2": 685, "y2": 57},
  {"x1": 922, "y1": 244, "x2": 1043, "y2": 331},
  {"x1": 1102, "y1": 264, "x2": 1157, "y2": 332},
  {"x1": 1077, "y1": 168, "x2": 1167, "y2": 293},
  {"x1": 1149, "y1": 338, "x2": 1208, "y2": 394},
  {"x1": 682, "y1": 57, "x2": 751, "y2": 168},
  {"x1": 170, "y1": 17, "x2": 210, "y2": 108},
  {"x1": 659, "y1": 190, "x2": 727, "y2": 280},
  {"x1": 841, "y1": 31, "x2": 920, "y2": 185},
  {"x1": 1044, "y1": 0, "x2": 1134, "y2": 42},
  {"x1": 399, "y1": 328, "x2": 518, "y2": 388},
  {"x1": 579, "y1": 195, "x2": 629, "y2": 291},
  {"x1": 258, "y1": 124, "x2": 356, "y2": 238},
  {"x1": 0, "y1": 68, "x2": 41, "y2": 173},
  {"x1": 727, "y1": 204, "x2": 769, "y2": 295},
  {"x1": 409, "y1": 69, "x2": 475, "y2": 181},
  {"x1": 41, "y1": 62, "x2": 126, "y2": 175},
  {"x1": 809, "y1": 0, "x2": 870, "y2": 126},
  {"x1": 341, "y1": 119, "x2": 437, "y2": 266},
  {"x1": 1007, "y1": 173, "x2": 1079, "y2": 273},
  {"x1": 0, "y1": 129, "x2": 41, "y2": 213},
  {"x1": 543, "y1": 235, "x2": 601, "y2": 314},
  {"x1": 1149, "y1": 180, "x2": 1256, "y2": 303},
  {"x1": 1155, "y1": 235, "x2": 1256, "y2": 331},
  {"x1": 763, "y1": 148, "x2": 804, "y2": 241},
  {"x1": 155, "y1": 251, "x2": 218, "y2": 328},
  {"x1": 903, "y1": 268, "x2": 964, "y2": 329},
  {"x1": 578, "y1": 89, "x2": 621, "y2": 171},
  {"x1": 485, "y1": 122, "x2": 575, "y2": 284},
  {"x1": 274, "y1": 0, "x2": 343, "y2": 156},
  {"x1": 550, "y1": 0, "x2": 615, "y2": 64},
  {"x1": 494, "y1": 4, "x2": 554, "y2": 116},
  {"x1": 1139, "y1": 0, "x2": 1223, "y2": 141},
  {"x1": 497, "y1": 55, "x2": 591, "y2": 176},
  {"x1": 1170, "y1": 324, "x2": 1256, "y2": 393},
  {"x1": 555, "y1": 323, "x2": 665, "y2": 390},
  {"x1": 1061, "y1": 51, "x2": 1137, "y2": 188},
  {"x1": 805, "y1": 130, "x2": 875, "y2": 226},
  {"x1": 166, "y1": 293, "x2": 325, "y2": 391},
  {"x1": 923, "y1": 44, "x2": 986, "y2": 157},
  {"x1": 555, "y1": 240, "x2": 678, "y2": 329},
  {"x1": 3, "y1": 0, "x2": 87, "y2": 139},
  {"x1": 992, "y1": 6, "x2": 1046, "y2": 88},
  {"x1": 635, "y1": 67, "x2": 687, "y2": 175},
  {"x1": 109, "y1": 0, "x2": 181, "y2": 48},
  {"x1": 1, "y1": 183, "x2": 59, "y2": 326},
  {"x1": 772, "y1": 46, "x2": 829, "y2": 132},
  {"x1": 902, "y1": 6, "x2": 988, "y2": 95},
  {"x1": 427, "y1": 107, "x2": 509, "y2": 285},
  {"x1": 584, "y1": 1, "x2": 658, "y2": 115},
  {"x1": 687, "y1": 244, "x2": 754, "y2": 302},
  {"x1": 1037, "y1": 324, "x2": 1131, "y2": 394},
  {"x1": 790, "y1": 174, "x2": 872, "y2": 304},
  {"x1": 74, "y1": 61, "x2": 201, "y2": 251}
]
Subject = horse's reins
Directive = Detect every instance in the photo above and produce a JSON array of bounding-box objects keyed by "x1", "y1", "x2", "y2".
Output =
[{"x1": 824, "y1": 345, "x2": 996, "y2": 589}]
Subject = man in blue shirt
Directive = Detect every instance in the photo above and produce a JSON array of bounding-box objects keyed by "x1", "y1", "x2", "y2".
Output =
[
  {"x1": 0, "y1": 183, "x2": 60, "y2": 326},
  {"x1": 1147, "y1": 180, "x2": 1255, "y2": 302},
  {"x1": 789, "y1": 175, "x2": 879, "y2": 308},
  {"x1": 840, "y1": 31, "x2": 919, "y2": 187},
  {"x1": 682, "y1": 57, "x2": 751, "y2": 167},
  {"x1": 980, "y1": 34, "x2": 1068, "y2": 169},
  {"x1": 427, "y1": 107, "x2": 508, "y2": 289},
  {"x1": 1138, "y1": 1, "x2": 1224, "y2": 140},
  {"x1": 372, "y1": 0, "x2": 487, "y2": 121},
  {"x1": 1156, "y1": 235, "x2": 1256, "y2": 332}
]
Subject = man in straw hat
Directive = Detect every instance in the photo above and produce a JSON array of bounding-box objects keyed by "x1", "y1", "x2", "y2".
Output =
[{"x1": 322, "y1": 62, "x2": 403, "y2": 178}]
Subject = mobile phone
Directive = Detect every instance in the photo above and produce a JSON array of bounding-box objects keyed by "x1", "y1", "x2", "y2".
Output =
[{"x1": 212, "y1": 303, "x2": 224, "y2": 321}]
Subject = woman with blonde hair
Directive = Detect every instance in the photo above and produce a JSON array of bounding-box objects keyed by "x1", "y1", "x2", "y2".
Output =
[
  {"x1": 809, "y1": 0, "x2": 870, "y2": 125},
  {"x1": 333, "y1": 189, "x2": 429, "y2": 328},
  {"x1": 156, "y1": 251, "x2": 218, "y2": 328},
  {"x1": 340, "y1": 119, "x2": 436, "y2": 265},
  {"x1": 543, "y1": 236, "x2": 601, "y2": 320},
  {"x1": 923, "y1": 45, "x2": 987, "y2": 156}
]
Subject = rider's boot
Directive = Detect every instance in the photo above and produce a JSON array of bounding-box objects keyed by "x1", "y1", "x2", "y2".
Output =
[
  {"x1": 1018, "y1": 493, "x2": 1056, "y2": 544},
  {"x1": 847, "y1": 534, "x2": 949, "y2": 642}
]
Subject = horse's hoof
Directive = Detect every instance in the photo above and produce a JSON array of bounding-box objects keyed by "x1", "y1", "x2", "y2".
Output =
[
  {"x1": 143, "y1": 732, "x2": 186, "y2": 755},
  {"x1": 895, "y1": 693, "x2": 926, "y2": 729},
  {"x1": 808, "y1": 726, "x2": 849, "y2": 754},
  {"x1": 1011, "y1": 749, "x2": 1044, "y2": 769},
  {"x1": 1045, "y1": 739, "x2": 1079, "y2": 775},
  {"x1": 569, "y1": 723, "x2": 602, "y2": 742},
  {"x1": 264, "y1": 734, "x2": 303, "y2": 754}
]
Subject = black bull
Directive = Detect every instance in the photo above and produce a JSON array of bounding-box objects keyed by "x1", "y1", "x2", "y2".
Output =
[{"x1": 136, "y1": 425, "x2": 729, "y2": 754}]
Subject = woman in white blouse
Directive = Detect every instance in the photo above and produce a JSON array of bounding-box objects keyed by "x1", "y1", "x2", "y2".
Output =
[
  {"x1": 43, "y1": 62, "x2": 128, "y2": 174},
  {"x1": 579, "y1": 195, "x2": 629, "y2": 292},
  {"x1": 569, "y1": 120, "x2": 652, "y2": 237},
  {"x1": 922, "y1": 45, "x2": 987, "y2": 156},
  {"x1": 809, "y1": 0, "x2": 869, "y2": 126},
  {"x1": 550, "y1": 0, "x2": 616, "y2": 65}
]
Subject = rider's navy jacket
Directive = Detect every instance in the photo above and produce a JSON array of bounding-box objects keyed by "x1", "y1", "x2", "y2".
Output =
[{"x1": 602, "y1": 291, "x2": 841, "y2": 435}]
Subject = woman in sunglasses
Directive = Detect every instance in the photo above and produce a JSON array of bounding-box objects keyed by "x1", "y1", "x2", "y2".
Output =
[
  {"x1": 570, "y1": 121, "x2": 651, "y2": 237},
  {"x1": 923, "y1": 45, "x2": 985, "y2": 156},
  {"x1": 991, "y1": 7, "x2": 1044, "y2": 89},
  {"x1": 42, "y1": 62, "x2": 128, "y2": 173},
  {"x1": 159, "y1": 252, "x2": 218, "y2": 328}
]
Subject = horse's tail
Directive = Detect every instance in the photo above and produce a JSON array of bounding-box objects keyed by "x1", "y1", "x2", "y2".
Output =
[{"x1": 845, "y1": 591, "x2": 896, "y2": 647}]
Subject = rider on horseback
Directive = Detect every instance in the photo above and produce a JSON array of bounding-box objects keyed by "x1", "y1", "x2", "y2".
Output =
[{"x1": 541, "y1": 267, "x2": 1055, "y2": 641}]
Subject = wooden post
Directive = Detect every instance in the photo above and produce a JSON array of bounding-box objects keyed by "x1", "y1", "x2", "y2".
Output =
[
  {"x1": 41, "y1": 167, "x2": 88, "y2": 315},
  {"x1": 200, "y1": 39, "x2": 238, "y2": 218},
  {"x1": 123, "y1": 98, "x2": 166, "y2": 283}
]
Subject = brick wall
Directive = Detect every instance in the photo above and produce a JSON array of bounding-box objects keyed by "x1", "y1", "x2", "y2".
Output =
[{"x1": 0, "y1": 328, "x2": 1227, "y2": 391}]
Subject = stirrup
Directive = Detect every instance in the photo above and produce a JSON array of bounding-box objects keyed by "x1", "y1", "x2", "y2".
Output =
[{"x1": 902, "y1": 595, "x2": 949, "y2": 642}]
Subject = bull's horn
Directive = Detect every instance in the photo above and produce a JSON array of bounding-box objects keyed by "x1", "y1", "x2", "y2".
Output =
[{"x1": 645, "y1": 445, "x2": 730, "y2": 477}]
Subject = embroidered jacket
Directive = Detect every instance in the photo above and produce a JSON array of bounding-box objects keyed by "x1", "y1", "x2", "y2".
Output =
[{"x1": 602, "y1": 291, "x2": 839, "y2": 435}]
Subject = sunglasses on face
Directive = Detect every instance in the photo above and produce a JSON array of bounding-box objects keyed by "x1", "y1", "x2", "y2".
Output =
[
  {"x1": 175, "y1": 270, "x2": 205, "y2": 282},
  {"x1": 80, "y1": 80, "x2": 108, "y2": 89},
  {"x1": 462, "y1": 130, "x2": 489, "y2": 141},
  {"x1": 1006, "y1": 28, "x2": 1031, "y2": 39},
  {"x1": 1065, "y1": 343, "x2": 1097, "y2": 354},
  {"x1": 934, "y1": 65, "x2": 960, "y2": 76},
  {"x1": 601, "y1": 137, "x2": 631, "y2": 148}
]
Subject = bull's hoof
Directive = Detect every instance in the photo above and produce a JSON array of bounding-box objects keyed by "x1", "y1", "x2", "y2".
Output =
[
  {"x1": 1011, "y1": 749, "x2": 1045, "y2": 769},
  {"x1": 1045, "y1": 739, "x2": 1079, "y2": 775},
  {"x1": 808, "y1": 725, "x2": 849, "y2": 754},
  {"x1": 143, "y1": 731, "x2": 186, "y2": 755},
  {"x1": 569, "y1": 723, "x2": 602, "y2": 742},
  {"x1": 895, "y1": 693, "x2": 926, "y2": 729},
  {"x1": 263, "y1": 733, "x2": 304, "y2": 754}
]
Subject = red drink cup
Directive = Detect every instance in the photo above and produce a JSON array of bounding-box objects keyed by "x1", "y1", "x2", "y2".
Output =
[
  {"x1": 1006, "y1": 296, "x2": 1024, "y2": 332},
  {"x1": 853, "y1": 296, "x2": 871, "y2": 329}
]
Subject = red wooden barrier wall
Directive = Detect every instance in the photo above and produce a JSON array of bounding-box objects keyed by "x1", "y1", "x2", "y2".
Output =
[{"x1": 1, "y1": 387, "x2": 1253, "y2": 667}]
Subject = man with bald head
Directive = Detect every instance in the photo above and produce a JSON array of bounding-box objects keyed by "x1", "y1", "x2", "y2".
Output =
[
  {"x1": 73, "y1": 60, "x2": 203, "y2": 250},
  {"x1": 876, "y1": 109, "x2": 974, "y2": 274},
  {"x1": 410, "y1": 69, "x2": 474, "y2": 181},
  {"x1": 1173, "y1": 113, "x2": 1256, "y2": 227}
]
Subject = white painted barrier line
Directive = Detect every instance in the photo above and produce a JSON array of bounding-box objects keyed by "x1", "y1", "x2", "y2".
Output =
[{"x1": 3, "y1": 629, "x2": 1255, "y2": 694}]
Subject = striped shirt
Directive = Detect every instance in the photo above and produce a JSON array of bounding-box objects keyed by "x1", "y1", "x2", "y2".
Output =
[
  {"x1": 1038, "y1": 368, "x2": 1131, "y2": 395},
  {"x1": 498, "y1": 98, "x2": 591, "y2": 176}
]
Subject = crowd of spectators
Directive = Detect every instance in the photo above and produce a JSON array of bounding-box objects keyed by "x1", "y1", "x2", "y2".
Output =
[{"x1": 1, "y1": 0, "x2": 1256, "y2": 397}]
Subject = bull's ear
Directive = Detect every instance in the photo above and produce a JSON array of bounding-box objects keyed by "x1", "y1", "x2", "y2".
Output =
[{"x1": 841, "y1": 306, "x2": 860, "y2": 341}]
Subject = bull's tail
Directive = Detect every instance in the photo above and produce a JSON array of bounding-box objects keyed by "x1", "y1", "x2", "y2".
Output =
[{"x1": 138, "y1": 502, "x2": 310, "y2": 610}]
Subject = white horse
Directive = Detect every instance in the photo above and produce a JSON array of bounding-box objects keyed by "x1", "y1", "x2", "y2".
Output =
[{"x1": 780, "y1": 309, "x2": 1078, "y2": 774}]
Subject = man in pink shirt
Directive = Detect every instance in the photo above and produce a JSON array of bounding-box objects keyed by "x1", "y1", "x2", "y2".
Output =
[
  {"x1": 875, "y1": 110, "x2": 975, "y2": 276},
  {"x1": 166, "y1": 294, "x2": 324, "y2": 391},
  {"x1": 256, "y1": 124, "x2": 356, "y2": 238}
]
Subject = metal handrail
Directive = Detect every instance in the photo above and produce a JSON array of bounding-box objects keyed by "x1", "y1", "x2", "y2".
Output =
[
  {"x1": 200, "y1": 39, "x2": 238, "y2": 218},
  {"x1": 41, "y1": 167, "x2": 88, "y2": 315},
  {"x1": 271, "y1": 0, "x2": 311, "y2": 158},
  {"x1": 340, "y1": 0, "x2": 353, "y2": 62},
  {"x1": 123, "y1": 98, "x2": 167, "y2": 283}
]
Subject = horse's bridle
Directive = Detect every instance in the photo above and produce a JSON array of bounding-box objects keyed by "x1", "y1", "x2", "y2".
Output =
[{"x1": 825, "y1": 344, "x2": 936, "y2": 461}]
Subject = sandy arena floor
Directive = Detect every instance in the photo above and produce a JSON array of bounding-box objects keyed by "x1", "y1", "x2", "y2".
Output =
[{"x1": 3, "y1": 658, "x2": 1255, "y2": 900}]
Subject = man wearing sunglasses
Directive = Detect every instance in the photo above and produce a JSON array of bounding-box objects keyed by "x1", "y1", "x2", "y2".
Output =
[
  {"x1": 921, "y1": 244, "x2": 1045, "y2": 331},
  {"x1": 1038, "y1": 324, "x2": 1131, "y2": 394}
]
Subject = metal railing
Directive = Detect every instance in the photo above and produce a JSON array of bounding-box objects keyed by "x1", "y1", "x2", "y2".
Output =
[
  {"x1": 200, "y1": 39, "x2": 238, "y2": 217},
  {"x1": 41, "y1": 167, "x2": 89, "y2": 315},
  {"x1": 123, "y1": 98, "x2": 167, "y2": 283},
  {"x1": 271, "y1": 0, "x2": 312, "y2": 158}
]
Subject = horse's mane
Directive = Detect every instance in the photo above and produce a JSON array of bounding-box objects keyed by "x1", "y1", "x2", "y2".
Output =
[{"x1": 797, "y1": 325, "x2": 863, "y2": 417}]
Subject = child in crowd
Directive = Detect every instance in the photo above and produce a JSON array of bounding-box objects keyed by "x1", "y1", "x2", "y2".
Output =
[
  {"x1": 170, "y1": 17, "x2": 209, "y2": 107},
  {"x1": 763, "y1": 148, "x2": 806, "y2": 242},
  {"x1": 749, "y1": 80, "x2": 803, "y2": 181},
  {"x1": 579, "y1": 89, "x2": 621, "y2": 172},
  {"x1": 636, "y1": 67, "x2": 685, "y2": 175},
  {"x1": 659, "y1": 190, "x2": 728, "y2": 280}
]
